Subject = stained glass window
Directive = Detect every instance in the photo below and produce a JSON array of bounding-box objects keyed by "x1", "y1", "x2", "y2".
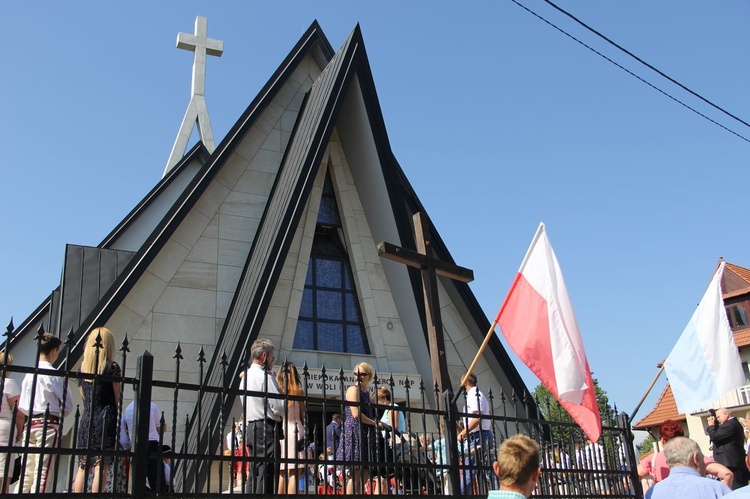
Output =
[
  {"x1": 317, "y1": 173, "x2": 341, "y2": 227},
  {"x1": 292, "y1": 173, "x2": 369, "y2": 354}
]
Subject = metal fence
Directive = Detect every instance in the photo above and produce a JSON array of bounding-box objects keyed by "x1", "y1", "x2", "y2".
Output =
[{"x1": 0, "y1": 329, "x2": 642, "y2": 498}]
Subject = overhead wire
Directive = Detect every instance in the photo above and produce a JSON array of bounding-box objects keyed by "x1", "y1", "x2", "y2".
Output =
[
  {"x1": 508, "y1": 0, "x2": 750, "y2": 144},
  {"x1": 543, "y1": 0, "x2": 750, "y2": 131}
]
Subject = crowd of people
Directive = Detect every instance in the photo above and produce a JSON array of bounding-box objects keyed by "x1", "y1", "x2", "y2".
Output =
[
  {"x1": 231, "y1": 337, "x2": 504, "y2": 496},
  {"x1": 0, "y1": 328, "x2": 172, "y2": 494},
  {"x1": 633, "y1": 410, "x2": 750, "y2": 498},
  {"x1": 1, "y1": 330, "x2": 699, "y2": 498}
]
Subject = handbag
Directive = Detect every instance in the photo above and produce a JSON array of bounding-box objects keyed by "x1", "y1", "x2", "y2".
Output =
[
  {"x1": 296, "y1": 438, "x2": 307, "y2": 453},
  {"x1": 9, "y1": 455, "x2": 21, "y2": 484}
]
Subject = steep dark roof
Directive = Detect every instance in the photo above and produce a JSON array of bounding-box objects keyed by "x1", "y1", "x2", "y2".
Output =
[
  {"x1": 58, "y1": 245, "x2": 135, "y2": 338},
  {"x1": 181, "y1": 25, "x2": 364, "y2": 486},
  {"x1": 8, "y1": 142, "x2": 207, "y2": 351},
  {"x1": 44, "y1": 22, "x2": 334, "y2": 363},
  {"x1": 180, "y1": 25, "x2": 536, "y2": 489},
  {"x1": 100, "y1": 142, "x2": 210, "y2": 249},
  {"x1": 13, "y1": 21, "x2": 536, "y2": 491},
  {"x1": 386, "y1": 154, "x2": 531, "y2": 401}
]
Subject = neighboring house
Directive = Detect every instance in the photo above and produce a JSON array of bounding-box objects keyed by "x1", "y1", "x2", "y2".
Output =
[{"x1": 634, "y1": 260, "x2": 750, "y2": 458}]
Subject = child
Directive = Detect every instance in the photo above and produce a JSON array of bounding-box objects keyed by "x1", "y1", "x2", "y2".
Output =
[{"x1": 17, "y1": 333, "x2": 73, "y2": 493}]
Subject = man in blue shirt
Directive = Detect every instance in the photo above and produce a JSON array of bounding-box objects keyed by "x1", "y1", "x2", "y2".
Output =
[
  {"x1": 325, "y1": 414, "x2": 341, "y2": 456},
  {"x1": 646, "y1": 436, "x2": 731, "y2": 499},
  {"x1": 487, "y1": 434, "x2": 541, "y2": 499},
  {"x1": 726, "y1": 485, "x2": 750, "y2": 497}
]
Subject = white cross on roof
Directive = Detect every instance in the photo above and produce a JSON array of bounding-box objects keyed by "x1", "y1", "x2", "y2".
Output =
[{"x1": 165, "y1": 16, "x2": 224, "y2": 176}]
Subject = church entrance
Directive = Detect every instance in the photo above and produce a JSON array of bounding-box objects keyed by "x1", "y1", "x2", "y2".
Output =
[{"x1": 302, "y1": 399, "x2": 342, "y2": 457}]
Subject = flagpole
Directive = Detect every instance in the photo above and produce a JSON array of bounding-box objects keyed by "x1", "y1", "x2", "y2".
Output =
[
  {"x1": 517, "y1": 222, "x2": 545, "y2": 273},
  {"x1": 630, "y1": 364, "x2": 665, "y2": 421},
  {"x1": 460, "y1": 274, "x2": 522, "y2": 388},
  {"x1": 459, "y1": 223, "x2": 546, "y2": 388}
]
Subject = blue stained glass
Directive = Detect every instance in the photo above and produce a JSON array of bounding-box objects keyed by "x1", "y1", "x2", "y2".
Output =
[
  {"x1": 293, "y1": 320, "x2": 314, "y2": 350},
  {"x1": 299, "y1": 288, "x2": 313, "y2": 318},
  {"x1": 345, "y1": 293, "x2": 361, "y2": 322},
  {"x1": 323, "y1": 172, "x2": 335, "y2": 196},
  {"x1": 318, "y1": 323, "x2": 343, "y2": 352},
  {"x1": 293, "y1": 185, "x2": 371, "y2": 354},
  {"x1": 317, "y1": 290, "x2": 342, "y2": 320},
  {"x1": 347, "y1": 325, "x2": 368, "y2": 354},
  {"x1": 317, "y1": 197, "x2": 341, "y2": 226},
  {"x1": 316, "y1": 259, "x2": 341, "y2": 288}
]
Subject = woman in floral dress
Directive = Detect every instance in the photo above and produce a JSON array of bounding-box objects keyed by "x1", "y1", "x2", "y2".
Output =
[{"x1": 336, "y1": 362, "x2": 388, "y2": 495}]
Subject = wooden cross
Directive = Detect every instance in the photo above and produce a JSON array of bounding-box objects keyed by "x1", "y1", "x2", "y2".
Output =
[{"x1": 377, "y1": 212, "x2": 474, "y2": 396}]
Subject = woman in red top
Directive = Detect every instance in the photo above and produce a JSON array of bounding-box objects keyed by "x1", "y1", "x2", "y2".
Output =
[{"x1": 637, "y1": 419, "x2": 733, "y2": 487}]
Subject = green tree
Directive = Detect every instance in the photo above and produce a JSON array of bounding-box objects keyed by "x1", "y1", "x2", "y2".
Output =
[
  {"x1": 533, "y1": 379, "x2": 618, "y2": 456},
  {"x1": 533, "y1": 378, "x2": 615, "y2": 425},
  {"x1": 637, "y1": 434, "x2": 656, "y2": 458}
]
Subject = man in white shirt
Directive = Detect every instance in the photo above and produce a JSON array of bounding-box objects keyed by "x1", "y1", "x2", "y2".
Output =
[
  {"x1": 17, "y1": 333, "x2": 73, "y2": 493},
  {"x1": 582, "y1": 436, "x2": 607, "y2": 493},
  {"x1": 240, "y1": 338, "x2": 284, "y2": 494},
  {"x1": 458, "y1": 372, "x2": 496, "y2": 494},
  {"x1": 120, "y1": 399, "x2": 167, "y2": 492}
]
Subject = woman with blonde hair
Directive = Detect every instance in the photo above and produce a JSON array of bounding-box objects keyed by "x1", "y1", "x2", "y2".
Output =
[
  {"x1": 73, "y1": 327, "x2": 121, "y2": 493},
  {"x1": 0, "y1": 353, "x2": 23, "y2": 493},
  {"x1": 337, "y1": 362, "x2": 389, "y2": 495},
  {"x1": 277, "y1": 361, "x2": 306, "y2": 494}
]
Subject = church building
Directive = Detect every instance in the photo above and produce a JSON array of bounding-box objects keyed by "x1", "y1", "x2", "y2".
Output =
[{"x1": 7, "y1": 20, "x2": 532, "y2": 465}]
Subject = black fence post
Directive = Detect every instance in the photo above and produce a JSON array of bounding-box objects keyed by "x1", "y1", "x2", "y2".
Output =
[
  {"x1": 444, "y1": 389, "x2": 461, "y2": 496},
  {"x1": 619, "y1": 411, "x2": 644, "y2": 498},
  {"x1": 131, "y1": 350, "x2": 154, "y2": 497}
]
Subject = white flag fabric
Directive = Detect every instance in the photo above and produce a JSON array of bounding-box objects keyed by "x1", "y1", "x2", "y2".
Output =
[
  {"x1": 665, "y1": 261, "x2": 746, "y2": 414},
  {"x1": 496, "y1": 223, "x2": 601, "y2": 442}
]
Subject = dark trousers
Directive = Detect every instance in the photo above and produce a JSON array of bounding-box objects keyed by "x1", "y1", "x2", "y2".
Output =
[
  {"x1": 245, "y1": 420, "x2": 281, "y2": 495},
  {"x1": 146, "y1": 440, "x2": 167, "y2": 493},
  {"x1": 729, "y1": 466, "x2": 750, "y2": 490}
]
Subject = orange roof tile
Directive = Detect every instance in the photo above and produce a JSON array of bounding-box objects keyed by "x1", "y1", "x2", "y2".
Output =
[
  {"x1": 723, "y1": 261, "x2": 750, "y2": 297},
  {"x1": 734, "y1": 329, "x2": 750, "y2": 348},
  {"x1": 726, "y1": 262, "x2": 750, "y2": 285},
  {"x1": 633, "y1": 384, "x2": 685, "y2": 430}
]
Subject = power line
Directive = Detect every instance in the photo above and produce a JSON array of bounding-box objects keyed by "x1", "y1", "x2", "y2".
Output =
[
  {"x1": 543, "y1": 0, "x2": 750, "y2": 131},
  {"x1": 508, "y1": 0, "x2": 750, "y2": 144}
]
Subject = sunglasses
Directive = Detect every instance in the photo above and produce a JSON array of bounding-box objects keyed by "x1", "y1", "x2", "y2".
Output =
[{"x1": 355, "y1": 371, "x2": 371, "y2": 378}]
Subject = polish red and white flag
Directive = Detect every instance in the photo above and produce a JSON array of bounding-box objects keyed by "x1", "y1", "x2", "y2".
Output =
[{"x1": 495, "y1": 223, "x2": 601, "y2": 442}]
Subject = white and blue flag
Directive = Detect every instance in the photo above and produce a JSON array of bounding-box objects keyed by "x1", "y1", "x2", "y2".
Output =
[{"x1": 665, "y1": 261, "x2": 746, "y2": 414}]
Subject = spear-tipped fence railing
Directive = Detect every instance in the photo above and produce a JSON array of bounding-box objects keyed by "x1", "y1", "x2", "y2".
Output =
[{"x1": 0, "y1": 322, "x2": 642, "y2": 497}]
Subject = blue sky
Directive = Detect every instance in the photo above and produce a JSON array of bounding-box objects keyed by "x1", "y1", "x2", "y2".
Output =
[{"x1": 2, "y1": 2, "x2": 749, "y2": 432}]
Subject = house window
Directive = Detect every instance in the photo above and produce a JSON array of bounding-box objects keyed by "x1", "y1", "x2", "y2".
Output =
[
  {"x1": 727, "y1": 305, "x2": 749, "y2": 329},
  {"x1": 734, "y1": 306, "x2": 748, "y2": 327},
  {"x1": 292, "y1": 174, "x2": 369, "y2": 354}
]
